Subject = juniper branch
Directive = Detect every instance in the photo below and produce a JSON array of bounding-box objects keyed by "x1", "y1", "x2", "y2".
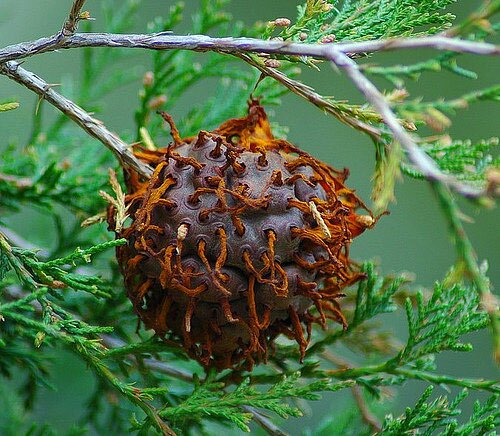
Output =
[
  {"x1": 432, "y1": 183, "x2": 500, "y2": 362},
  {"x1": 100, "y1": 336, "x2": 290, "y2": 435},
  {"x1": 0, "y1": 61, "x2": 152, "y2": 178},
  {"x1": 1, "y1": 224, "x2": 291, "y2": 435},
  {"x1": 1, "y1": 32, "x2": 496, "y2": 197},
  {"x1": 379, "y1": 386, "x2": 499, "y2": 434},
  {"x1": 1, "y1": 282, "x2": 288, "y2": 435},
  {"x1": 335, "y1": 36, "x2": 499, "y2": 56},
  {"x1": 231, "y1": 362, "x2": 499, "y2": 394},
  {"x1": 0, "y1": 232, "x2": 177, "y2": 435},
  {"x1": 2, "y1": 256, "x2": 497, "y2": 430},
  {"x1": 325, "y1": 51, "x2": 492, "y2": 199},
  {"x1": 0, "y1": 33, "x2": 498, "y2": 65}
]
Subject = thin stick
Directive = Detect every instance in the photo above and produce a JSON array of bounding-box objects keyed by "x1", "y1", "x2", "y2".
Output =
[
  {"x1": 323, "y1": 351, "x2": 382, "y2": 432},
  {"x1": 326, "y1": 51, "x2": 489, "y2": 199},
  {"x1": 62, "y1": 0, "x2": 88, "y2": 36},
  {"x1": 100, "y1": 334, "x2": 194, "y2": 382},
  {"x1": 335, "y1": 36, "x2": 499, "y2": 56},
  {"x1": 351, "y1": 385, "x2": 382, "y2": 433},
  {"x1": 0, "y1": 33, "x2": 498, "y2": 65},
  {"x1": 0, "y1": 61, "x2": 152, "y2": 178},
  {"x1": 237, "y1": 53, "x2": 382, "y2": 141},
  {"x1": 243, "y1": 406, "x2": 290, "y2": 436}
]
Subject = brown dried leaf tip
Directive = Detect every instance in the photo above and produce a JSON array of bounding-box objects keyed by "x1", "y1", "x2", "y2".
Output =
[{"x1": 109, "y1": 100, "x2": 375, "y2": 370}]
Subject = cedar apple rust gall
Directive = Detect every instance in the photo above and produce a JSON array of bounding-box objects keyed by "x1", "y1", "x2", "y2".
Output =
[{"x1": 108, "y1": 100, "x2": 374, "y2": 370}]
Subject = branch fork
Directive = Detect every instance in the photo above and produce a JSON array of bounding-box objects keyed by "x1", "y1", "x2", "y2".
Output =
[{"x1": 1, "y1": 8, "x2": 497, "y2": 196}]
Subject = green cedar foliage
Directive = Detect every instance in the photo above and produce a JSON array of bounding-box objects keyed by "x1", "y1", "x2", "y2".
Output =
[{"x1": 0, "y1": 0, "x2": 499, "y2": 434}]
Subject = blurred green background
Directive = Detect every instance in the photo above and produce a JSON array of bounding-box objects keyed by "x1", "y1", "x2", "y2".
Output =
[{"x1": 0, "y1": 1, "x2": 498, "y2": 434}]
